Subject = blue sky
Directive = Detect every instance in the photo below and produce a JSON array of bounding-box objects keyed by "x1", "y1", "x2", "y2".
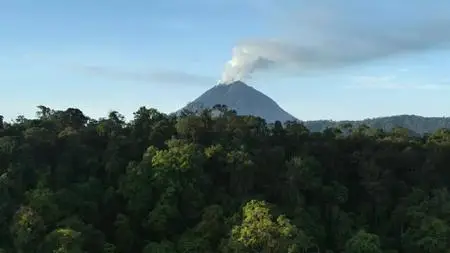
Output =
[{"x1": 2, "y1": 0, "x2": 450, "y2": 121}]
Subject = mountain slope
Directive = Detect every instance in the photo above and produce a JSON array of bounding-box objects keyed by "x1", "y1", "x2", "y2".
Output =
[{"x1": 180, "y1": 81, "x2": 297, "y2": 123}]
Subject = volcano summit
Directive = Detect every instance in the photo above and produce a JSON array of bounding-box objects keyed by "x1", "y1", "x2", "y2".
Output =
[{"x1": 180, "y1": 81, "x2": 297, "y2": 123}]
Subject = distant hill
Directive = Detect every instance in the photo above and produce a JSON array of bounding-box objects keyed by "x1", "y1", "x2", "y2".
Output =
[
  {"x1": 179, "y1": 81, "x2": 297, "y2": 123},
  {"x1": 303, "y1": 115, "x2": 450, "y2": 135}
]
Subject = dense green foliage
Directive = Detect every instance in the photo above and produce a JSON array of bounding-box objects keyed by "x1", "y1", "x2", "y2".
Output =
[
  {"x1": 304, "y1": 115, "x2": 450, "y2": 134},
  {"x1": 1, "y1": 105, "x2": 450, "y2": 253}
]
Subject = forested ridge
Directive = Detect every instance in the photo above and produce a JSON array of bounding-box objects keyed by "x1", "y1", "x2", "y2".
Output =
[
  {"x1": 1, "y1": 105, "x2": 450, "y2": 253},
  {"x1": 303, "y1": 115, "x2": 450, "y2": 135}
]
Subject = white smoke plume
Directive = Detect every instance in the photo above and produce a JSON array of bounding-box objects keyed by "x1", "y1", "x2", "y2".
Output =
[{"x1": 220, "y1": 1, "x2": 450, "y2": 84}]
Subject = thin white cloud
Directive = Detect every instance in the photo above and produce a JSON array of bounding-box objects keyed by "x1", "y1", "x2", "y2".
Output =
[
  {"x1": 74, "y1": 65, "x2": 216, "y2": 86},
  {"x1": 346, "y1": 75, "x2": 450, "y2": 90},
  {"x1": 415, "y1": 84, "x2": 450, "y2": 90},
  {"x1": 351, "y1": 75, "x2": 397, "y2": 83}
]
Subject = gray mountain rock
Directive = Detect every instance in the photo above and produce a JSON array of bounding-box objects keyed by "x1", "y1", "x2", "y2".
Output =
[{"x1": 179, "y1": 81, "x2": 297, "y2": 123}]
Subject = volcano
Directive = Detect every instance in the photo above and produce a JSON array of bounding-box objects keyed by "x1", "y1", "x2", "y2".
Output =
[{"x1": 179, "y1": 81, "x2": 298, "y2": 123}]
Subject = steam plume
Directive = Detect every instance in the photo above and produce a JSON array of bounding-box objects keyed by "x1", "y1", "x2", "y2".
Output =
[{"x1": 220, "y1": 1, "x2": 450, "y2": 84}]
